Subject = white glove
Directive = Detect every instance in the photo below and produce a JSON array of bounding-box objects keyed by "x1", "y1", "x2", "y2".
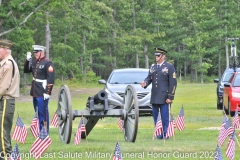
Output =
[
  {"x1": 43, "y1": 93, "x2": 50, "y2": 100},
  {"x1": 26, "y1": 52, "x2": 32, "y2": 61}
]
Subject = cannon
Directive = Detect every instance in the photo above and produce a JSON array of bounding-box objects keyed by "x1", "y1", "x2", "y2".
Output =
[{"x1": 56, "y1": 85, "x2": 139, "y2": 143}]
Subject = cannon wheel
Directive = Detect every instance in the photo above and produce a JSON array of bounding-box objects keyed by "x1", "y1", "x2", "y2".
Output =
[
  {"x1": 122, "y1": 85, "x2": 139, "y2": 142},
  {"x1": 57, "y1": 85, "x2": 73, "y2": 144}
]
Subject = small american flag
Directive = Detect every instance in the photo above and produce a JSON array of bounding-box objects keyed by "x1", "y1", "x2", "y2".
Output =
[
  {"x1": 74, "y1": 118, "x2": 86, "y2": 145},
  {"x1": 218, "y1": 119, "x2": 234, "y2": 146},
  {"x1": 214, "y1": 145, "x2": 223, "y2": 160},
  {"x1": 30, "y1": 111, "x2": 40, "y2": 138},
  {"x1": 12, "y1": 116, "x2": 28, "y2": 144},
  {"x1": 176, "y1": 107, "x2": 184, "y2": 131},
  {"x1": 118, "y1": 117, "x2": 123, "y2": 132},
  {"x1": 10, "y1": 144, "x2": 21, "y2": 160},
  {"x1": 112, "y1": 142, "x2": 122, "y2": 160},
  {"x1": 30, "y1": 127, "x2": 52, "y2": 159},
  {"x1": 226, "y1": 131, "x2": 235, "y2": 160},
  {"x1": 153, "y1": 111, "x2": 162, "y2": 137},
  {"x1": 166, "y1": 115, "x2": 175, "y2": 138},
  {"x1": 232, "y1": 108, "x2": 240, "y2": 129},
  {"x1": 50, "y1": 112, "x2": 58, "y2": 127}
]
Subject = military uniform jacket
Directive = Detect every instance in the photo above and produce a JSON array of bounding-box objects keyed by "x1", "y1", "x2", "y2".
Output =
[
  {"x1": 24, "y1": 57, "x2": 55, "y2": 97},
  {"x1": 0, "y1": 55, "x2": 20, "y2": 98},
  {"x1": 144, "y1": 61, "x2": 177, "y2": 104}
]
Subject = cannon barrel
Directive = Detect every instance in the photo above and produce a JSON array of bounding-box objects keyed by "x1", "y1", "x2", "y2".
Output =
[{"x1": 93, "y1": 90, "x2": 108, "y2": 104}]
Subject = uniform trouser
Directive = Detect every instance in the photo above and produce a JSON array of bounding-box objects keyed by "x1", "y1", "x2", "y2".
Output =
[
  {"x1": 0, "y1": 99, "x2": 15, "y2": 160},
  {"x1": 152, "y1": 103, "x2": 169, "y2": 137},
  {"x1": 33, "y1": 97, "x2": 49, "y2": 132}
]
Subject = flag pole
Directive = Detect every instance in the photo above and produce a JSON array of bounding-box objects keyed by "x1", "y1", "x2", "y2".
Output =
[
  {"x1": 158, "y1": 108, "x2": 165, "y2": 145},
  {"x1": 169, "y1": 103, "x2": 175, "y2": 141},
  {"x1": 234, "y1": 105, "x2": 240, "y2": 147},
  {"x1": 82, "y1": 114, "x2": 89, "y2": 151}
]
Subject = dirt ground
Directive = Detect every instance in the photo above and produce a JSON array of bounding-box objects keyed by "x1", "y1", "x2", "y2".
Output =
[{"x1": 17, "y1": 86, "x2": 100, "y2": 102}]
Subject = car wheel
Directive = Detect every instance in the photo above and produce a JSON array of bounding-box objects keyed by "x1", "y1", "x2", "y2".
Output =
[
  {"x1": 228, "y1": 100, "x2": 235, "y2": 117},
  {"x1": 217, "y1": 100, "x2": 220, "y2": 109},
  {"x1": 217, "y1": 101, "x2": 223, "y2": 110},
  {"x1": 219, "y1": 103, "x2": 223, "y2": 110}
]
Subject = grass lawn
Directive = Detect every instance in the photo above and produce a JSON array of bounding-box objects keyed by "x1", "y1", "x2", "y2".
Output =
[{"x1": 11, "y1": 83, "x2": 240, "y2": 160}]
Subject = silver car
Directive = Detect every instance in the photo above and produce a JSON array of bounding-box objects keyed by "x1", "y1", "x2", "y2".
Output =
[{"x1": 98, "y1": 68, "x2": 152, "y2": 116}]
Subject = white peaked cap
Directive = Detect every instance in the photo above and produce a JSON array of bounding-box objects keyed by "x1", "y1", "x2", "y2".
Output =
[{"x1": 32, "y1": 45, "x2": 46, "y2": 51}]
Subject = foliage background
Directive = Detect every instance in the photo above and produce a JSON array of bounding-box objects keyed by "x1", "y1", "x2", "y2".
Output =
[{"x1": 1, "y1": 0, "x2": 240, "y2": 85}]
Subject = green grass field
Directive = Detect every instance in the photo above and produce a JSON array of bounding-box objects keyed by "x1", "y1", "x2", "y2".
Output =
[{"x1": 11, "y1": 83, "x2": 240, "y2": 160}]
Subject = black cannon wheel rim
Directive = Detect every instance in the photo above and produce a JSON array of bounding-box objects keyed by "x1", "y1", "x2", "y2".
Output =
[
  {"x1": 123, "y1": 85, "x2": 139, "y2": 142},
  {"x1": 57, "y1": 85, "x2": 72, "y2": 144}
]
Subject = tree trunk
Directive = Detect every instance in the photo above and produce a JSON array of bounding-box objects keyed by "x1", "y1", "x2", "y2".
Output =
[
  {"x1": 135, "y1": 51, "x2": 139, "y2": 68},
  {"x1": 81, "y1": 30, "x2": 86, "y2": 75},
  {"x1": 45, "y1": 15, "x2": 51, "y2": 59},
  {"x1": 225, "y1": 37, "x2": 229, "y2": 68},
  {"x1": 144, "y1": 43, "x2": 148, "y2": 69},
  {"x1": 184, "y1": 60, "x2": 187, "y2": 81},
  {"x1": 132, "y1": 0, "x2": 139, "y2": 68},
  {"x1": 200, "y1": 56, "x2": 203, "y2": 84},
  {"x1": 90, "y1": 31, "x2": 93, "y2": 70},
  {"x1": 218, "y1": 38, "x2": 222, "y2": 78},
  {"x1": 112, "y1": 0, "x2": 117, "y2": 69}
]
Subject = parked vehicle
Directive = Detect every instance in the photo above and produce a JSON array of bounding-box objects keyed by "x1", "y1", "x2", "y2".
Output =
[
  {"x1": 214, "y1": 38, "x2": 240, "y2": 110},
  {"x1": 214, "y1": 67, "x2": 240, "y2": 109},
  {"x1": 222, "y1": 71, "x2": 240, "y2": 116},
  {"x1": 98, "y1": 68, "x2": 152, "y2": 116}
]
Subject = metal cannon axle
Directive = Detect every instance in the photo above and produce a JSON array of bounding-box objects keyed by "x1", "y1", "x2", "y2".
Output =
[{"x1": 56, "y1": 85, "x2": 139, "y2": 144}]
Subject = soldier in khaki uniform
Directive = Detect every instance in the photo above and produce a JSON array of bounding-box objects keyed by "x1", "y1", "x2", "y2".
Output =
[{"x1": 0, "y1": 39, "x2": 20, "y2": 160}]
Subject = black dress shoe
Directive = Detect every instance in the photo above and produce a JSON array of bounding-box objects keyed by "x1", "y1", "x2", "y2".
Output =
[{"x1": 157, "y1": 135, "x2": 163, "y2": 139}]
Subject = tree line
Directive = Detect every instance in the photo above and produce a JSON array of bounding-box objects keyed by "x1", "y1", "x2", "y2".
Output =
[{"x1": 1, "y1": 0, "x2": 240, "y2": 85}]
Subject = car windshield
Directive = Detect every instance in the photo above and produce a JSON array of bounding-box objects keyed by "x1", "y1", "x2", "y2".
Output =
[
  {"x1": 222, "y1": 72, "x2": 234, "y2": 82},
  {"x1": 233, "y1": 74, "x2": 240, "y2": 86},
  {"x1": 109, "y1": 71, "x2": 148, "y2": 84}
]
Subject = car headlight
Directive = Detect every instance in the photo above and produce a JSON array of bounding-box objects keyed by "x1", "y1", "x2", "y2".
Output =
[{"x1": 232, "y1": 92, "x2": 240, "y2": 98}]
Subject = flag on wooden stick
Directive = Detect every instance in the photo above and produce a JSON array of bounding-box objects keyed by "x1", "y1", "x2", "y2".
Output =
[
  {"x1": 218, "y1": 119, "x2": 234, "y2": 146},
  {"x1": 30, "y1": 127, "x2": 52, "y2": 159},
  {"x1": 153, "y1": 111, "x2": 162, "y2": 138},
  {"x1": 232, "y1": 108, "x2": 240, "y2": 129},
  {"x1": 112, "y1": 141, "x2": 122, "y2": 160},
  {"x1": 12, "y1": 116, "x2": 28, "y2": 144},
  {"x1": 10, "y1": 144, "x2": 21, "y2": 160},
  {"x1": 226, "y1": 130, "x2": 235, "y2": 160},
  {"x1": 166, "y1": 114, "x2": 175, "y2": 138},
  {"x1": 176, "y1": 107, "x2": 184, "y2": 131},
  {"x1": 118, "y1": 117, "x2": 123, "y2": 132},
  {"x1": 30, "y1": 110, "x2": 40, "y2": 138},
  {"x1": 50, "y1": 111, "x2": 58, "y2": 128},
  {"x1": 74, "y1": 118, "x2": 86, "y2": 145},
  {"x1": 214, "y1": 145, "x2": 223, "y2": 160}
]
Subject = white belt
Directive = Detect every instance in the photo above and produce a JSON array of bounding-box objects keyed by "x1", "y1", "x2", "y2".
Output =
[{"x1": 33, "y1": 78, "x2": 47, "y2": 89}]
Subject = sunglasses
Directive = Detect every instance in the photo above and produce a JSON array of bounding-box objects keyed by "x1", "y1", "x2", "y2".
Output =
[{"x1": 155, "y1": 54, "x2": 161, "y2": 57}]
